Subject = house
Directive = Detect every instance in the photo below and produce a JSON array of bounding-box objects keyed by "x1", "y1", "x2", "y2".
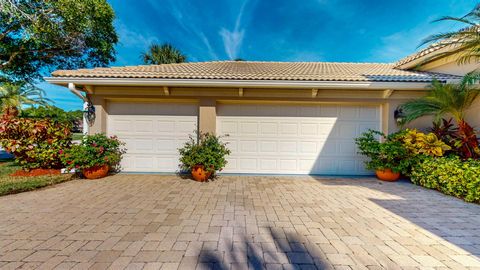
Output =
[{"x1": 45, "y1": 49, "x2": 479, "y2": 175}]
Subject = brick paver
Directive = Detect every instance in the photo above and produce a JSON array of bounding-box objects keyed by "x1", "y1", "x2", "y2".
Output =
[{"x1": 0, "y1": 175, "x2": 479, "y2": 269}]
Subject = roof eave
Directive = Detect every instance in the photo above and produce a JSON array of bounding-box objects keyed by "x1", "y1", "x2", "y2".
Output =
[{"x1": 44, "y1": 77, "x2": 441, "y2": 90}]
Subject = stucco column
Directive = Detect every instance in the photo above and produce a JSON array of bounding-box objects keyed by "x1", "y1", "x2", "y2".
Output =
[
  {"x1": 381, "y1": 102, "x2": 390, "y2": 134},
  {"x1": 88, "y1": 95, "x2": 107, "y2": 134},
  {"x1": 198, "y1": 98, "x2": 216, "y2": 134}
]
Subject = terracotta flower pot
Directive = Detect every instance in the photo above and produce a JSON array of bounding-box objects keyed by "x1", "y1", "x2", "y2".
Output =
[
  {"x1": 375, "y1": 168, "x2": 400, "y2": 182},
  {"x1": 83, "y1": 164, "x2": 109, "y2": 179},
  {"x1": 191, "y1": 165, "x2": 212, "y2": 182}
]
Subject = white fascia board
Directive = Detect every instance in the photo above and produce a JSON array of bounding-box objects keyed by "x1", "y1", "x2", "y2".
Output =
[{"x1": 44, "y1": 77, "x2": 433, "y2": 90}]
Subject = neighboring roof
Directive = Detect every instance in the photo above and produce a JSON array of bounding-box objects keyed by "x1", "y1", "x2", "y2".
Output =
[
  {"x1": 51, "y1": 61, "x2": 459, "y2": 83},
  {"x1": 394, "y1": 44, "x2": 449, "y2": 69},
  {"x1": 395, "y1": 26, "x2": 479, "y2": 69}
]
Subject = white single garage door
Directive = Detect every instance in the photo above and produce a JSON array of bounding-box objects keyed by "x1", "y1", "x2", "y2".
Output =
[
  {"x1": 107, "y1": 102, "x2": 197, "y2": 172},
  {"x1": 217, "y1": 103, "x2": 380, "y2": 175}
]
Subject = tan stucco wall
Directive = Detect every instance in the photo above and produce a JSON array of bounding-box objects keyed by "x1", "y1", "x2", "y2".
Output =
[
  {"x1": 423, "y1": 61, "x2": 479, "y2": 76},
  {"x1": 88, "y1": 95, "x2": 107, "y2": 135},
  {"x1": 198, "y1": 98, "x2": 216, "y2": 134},
  {"x1": 83, "y1": 86, "x2": 480, "y2": 136},
  {"x1": 409, "y1": 51, "x2": 479, "y2": 76}
]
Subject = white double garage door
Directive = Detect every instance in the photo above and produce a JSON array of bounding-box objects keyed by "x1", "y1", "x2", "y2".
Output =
[{"x1": 108, "y1": 102, "x2": 380, "y2": 175}]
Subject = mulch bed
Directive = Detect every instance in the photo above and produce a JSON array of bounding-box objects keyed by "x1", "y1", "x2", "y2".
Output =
[{"x1": 10, "y1": 169, "x2": 61, "y2": 177}]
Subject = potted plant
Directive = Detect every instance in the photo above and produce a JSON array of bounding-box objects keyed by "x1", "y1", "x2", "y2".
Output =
[
  {"x1": 61, "y1": 134, "x2": 126, "y2": 179},
  {"x1": 178, "y1": 132, "x2": 231, "y2": 182},
  {"x1": 355, "y1": 130, "x2": 410, "y2": 181}
]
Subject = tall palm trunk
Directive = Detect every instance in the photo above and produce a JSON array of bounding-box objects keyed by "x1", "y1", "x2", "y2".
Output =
[{"x1": 457, "y1": 120, "x2": 480, "y2": 159}]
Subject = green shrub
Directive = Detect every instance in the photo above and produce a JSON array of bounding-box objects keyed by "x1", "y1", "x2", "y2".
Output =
[
  {"x1": 60, "y1": 134, "x2": 126, "y2": 171},
  {"x1": 411, "y1": 156, "x2": 480, "y2": 203},
  {"x1": 0, "y1": 109, "x2": 71, "y2": 169},
  {"x1": 355, "y1": 130, "x2": 412, "y2": 173},
  {"x1": 178, "y1": 132, "x2": 231, "y2": 174}
]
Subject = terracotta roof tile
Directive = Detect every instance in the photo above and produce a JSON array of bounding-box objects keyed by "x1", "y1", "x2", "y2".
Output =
[{"x1": 51, "y1": 61, "x2": 459, "y2": 82}]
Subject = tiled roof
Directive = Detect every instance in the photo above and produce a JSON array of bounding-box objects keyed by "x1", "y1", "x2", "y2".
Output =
[
  {"x1": 394, "y1": 43, "x2": 449, "y2": 68},
  {"x1": 395, "y1": 26, "x2": 478, "y2": 68},
  {"x1": 51, "y1": 61, "x2": 460, "y2": 82}
]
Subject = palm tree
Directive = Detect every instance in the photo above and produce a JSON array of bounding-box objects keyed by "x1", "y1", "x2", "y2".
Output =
[
  {"x1": 420, "y1": 4, "x2": 480, "y2": 65},
  {"x1": 400, "y1": 78, "x2": 480, "y2": 158},
  {"x1": 0, "y1": 82, "x2": 50, "y2": 111},
  {"x1": 141, "y1": 43, "x2": 187, "y2": 64}
]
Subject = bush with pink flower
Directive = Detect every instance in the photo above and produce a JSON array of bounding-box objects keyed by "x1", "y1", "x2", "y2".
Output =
[{"x1": 60, "y1": 134, "x2": 126, "y2": 172}]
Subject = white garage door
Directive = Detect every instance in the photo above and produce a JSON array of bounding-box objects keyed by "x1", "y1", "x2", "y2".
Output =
[
  {"x1": 217, "y1": 103, "x2": 380, "y2": 175},
  {"x1": 107, "y1": 102, "x2": 197, "y2": 172}
]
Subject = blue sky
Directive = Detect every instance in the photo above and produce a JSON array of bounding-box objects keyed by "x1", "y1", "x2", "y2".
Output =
[{"x1": 44, "y1": 0, "x2": 478, "y2": 110}]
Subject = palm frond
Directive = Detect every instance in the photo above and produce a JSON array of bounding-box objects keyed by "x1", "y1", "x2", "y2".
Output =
[{"x1": 400, "y1": 80, "x2": 479, "y2": 124}]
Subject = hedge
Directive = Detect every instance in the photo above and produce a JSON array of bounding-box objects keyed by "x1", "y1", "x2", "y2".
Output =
[{"x1": 410, "y1": 156, "x2": 480, "y2": 203}]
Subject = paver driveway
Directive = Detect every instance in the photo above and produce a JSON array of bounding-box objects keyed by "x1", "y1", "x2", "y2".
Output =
[{"x1": 0, "y1": 175, "x2": 479, "y2": 270}]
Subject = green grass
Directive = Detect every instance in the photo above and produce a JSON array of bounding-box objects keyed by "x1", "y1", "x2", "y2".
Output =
[
  {"x1": 0, "y1": 160, "x2": 72, "y2": 196},
  {"x1": 72, "y1": 133, "x2": 84, "y2": 141}
]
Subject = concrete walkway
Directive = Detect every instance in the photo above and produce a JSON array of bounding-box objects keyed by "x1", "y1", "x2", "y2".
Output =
[{"x1": 0, "y1": 175, "x2": 479, "y2": 269}]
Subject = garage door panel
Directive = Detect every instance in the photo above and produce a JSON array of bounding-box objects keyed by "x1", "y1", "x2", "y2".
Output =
[
  {"x1": 156, "y1": 121, "x2": 175, "y2": 132},
  {"x1": 260, "y1": 159, "x2": 277, "y2": 170},
  {"x1": 240, "y1": 122, "x2": 258, "y2": 135},
  {"x1": 260, "y1": 122, "x2": 278, "y2": 134},
  {"x1": 279, "y1": 141, "x2": 297, "y2": 152},
  {"x1": 108, "y1": 102, "x2": 197, "y2": 172},
  {"x1": 217, "y1": 104, "x2": 379, "y2": 175},
  {"x1": 359, "y1": 107, "x2": 379, "y2": 119},
  {"x1": 259, "y1": 141, "x2": 277, "y2": 152}
]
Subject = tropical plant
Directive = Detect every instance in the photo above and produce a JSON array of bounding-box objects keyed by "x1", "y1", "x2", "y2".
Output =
[
  {"x1": 0, "y1": 0, "x2": 118, "y2": 83},
  {"x1": 355, "y1": 130, "x2": 412, "y2": 174},
  {"x1": 429, "y1": 118, "x2": 459, "y2": 146},
  {"x1": 411, "y1": 156, "x2": 480, "y2": 203},
  {"x1": 420, "y1": 3, "x2": 480, "y2": 65},
  {"x1": 0, "y1": 83, "x2": 50, "y2": 110},
  {"x1": 399, "y1": 129, "x2": 451, "y2": 157},
  {"x1": 0, "y1": 107, "x2": 71, "y2": 169},
  {"x1": 141, "y1": 43, "x2": 187, "y2": 65},
  {"x1": 60, "y1": 134, "x2": 126, "y2": 171},
  {"x1": 178, "y1": 132, "x2": 231, "y2": 174},
  {"x1": 400, "y1": 79, "x2": 480, "y2": 159}
]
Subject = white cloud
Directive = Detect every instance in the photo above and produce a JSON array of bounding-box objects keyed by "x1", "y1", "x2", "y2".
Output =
[
  {"x1": 219, "y1": 0, "x2": 250, "y2": 60},
  {"x1": 115, "y1": 21, "x2": 158, "y2": 48},
  {"x1": 159, "y1": 0, "x2": 219, "y2": 60}
]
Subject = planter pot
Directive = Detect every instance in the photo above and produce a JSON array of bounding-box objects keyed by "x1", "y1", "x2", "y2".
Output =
[
  {"x1": 83, "y1": 165, "x2": 109, "y2": 179},
  {"x1": 375, "y1": 168, "x2": 400, "y2": 182},
  {"x1": 191, "y1": 165, "x2": 212, "y2": 182}
]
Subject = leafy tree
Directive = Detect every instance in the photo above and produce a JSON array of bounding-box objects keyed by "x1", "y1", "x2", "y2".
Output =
[
  {"x1": 20, "y1": 105, "x2": 83, "y2": 132},
  {"x1": 0, "y1": 0, "x2": 118, "y2": 83},
  {"x1": 400, "y1": 79, "x2": 480, "y2": 159},
  {"x1": 0, "y1": 82, "x2": 50, "y2": 110},
  {"x1": 421, "y1": 3, "x2": 480, "y2": 65},
  {"x1": 20, "y1": 105, "x2": 81, "y2": 122},
  {"x1": 141, "y1": 43, "x2": 187, "y2": 64}
]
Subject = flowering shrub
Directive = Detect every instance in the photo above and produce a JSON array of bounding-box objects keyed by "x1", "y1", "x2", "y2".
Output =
[
  {"x1": 60, "y1": 134, "x2": 126, "y2": 171},
  {"x1": 178, "y1": 132, "x2": 231, "y2": 174},
  {"x1": 0, "y1": 108, "x2": 71, "y2": 169}
]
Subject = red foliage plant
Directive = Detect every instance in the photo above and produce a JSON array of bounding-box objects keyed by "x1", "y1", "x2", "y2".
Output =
[
  {"x1": 429, "y1": 118, "x2": 480, "y2": 159},
  {"x1": 0, "y1": 107, "x2": 72, "y2": 169}
]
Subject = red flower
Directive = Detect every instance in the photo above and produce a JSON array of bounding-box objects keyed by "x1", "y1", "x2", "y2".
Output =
[
  {"x1": 92, "y1": 142, "x2": 97, "y2": 147},
  {"x1": 59, "y1": 150, "x2": 64, "y2": 154}
]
